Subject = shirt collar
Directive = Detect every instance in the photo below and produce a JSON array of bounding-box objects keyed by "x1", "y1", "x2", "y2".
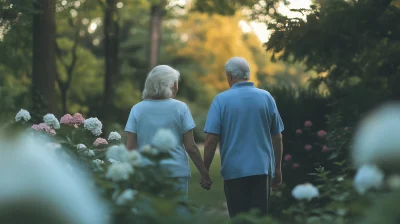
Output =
[{"x1": 231, "y1": 82, "x2": 255, "y2": 89}]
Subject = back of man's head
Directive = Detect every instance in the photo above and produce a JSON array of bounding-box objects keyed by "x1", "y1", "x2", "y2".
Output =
[{"x1": 225, "y1": 57, "x2": 251, "y2": 80}]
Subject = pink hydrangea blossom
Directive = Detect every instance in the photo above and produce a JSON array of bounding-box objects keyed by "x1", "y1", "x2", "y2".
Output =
[
  {"x1": 322, "y1": 145, "x2": 329, "y2": 153},
  {"x1": 60, "y1": 114, "x2": 73, "y2": 124},
  {"x1": 296, "y1": 129, "x2": 303, "y2": 135},
  {"x1": 317, "y1": 130, "x2": 327, "y2": 138},
  {"x1": 292, "y1": 163, "x2": 300, "y2": 169},
  {"x1": 304, "y1": 144, "x2": 313, "y2": 151},
  {"x1": 31, "y1": 123, "x2": 56, "y2": 136},
  {"x1": 72, "y1": 113, "x2": 85, "y2": 124},
  {"x1": 93, "y1": 138, "x2": 108, "y2": 146},
  {"x1": 284, "y1": 154, "x2": 292, "y2": 161},
  {"x1": 344, "y1": 127, "x2": 349, "y2": 131},
  {"x1": 304, "y1": 121, "x2": 313, "y2": 128}
]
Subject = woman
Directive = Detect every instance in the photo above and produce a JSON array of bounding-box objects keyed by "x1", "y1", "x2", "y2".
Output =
[{"x1": 124, "y1": 65, "x2": 212, "y2": 199}]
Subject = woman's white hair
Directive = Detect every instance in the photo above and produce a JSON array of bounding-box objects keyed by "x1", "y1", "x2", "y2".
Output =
[
  {"x1": 225, "y1": 57, "x2": 251, "y2": 80},
  {"x1": 142, "y1": 65, "x2": 180, "y2": 100}
]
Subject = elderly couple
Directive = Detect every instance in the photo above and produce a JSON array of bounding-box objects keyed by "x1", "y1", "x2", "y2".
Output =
[{"x1": 124, "y1": 57, "x2": 284, "y2": 218}]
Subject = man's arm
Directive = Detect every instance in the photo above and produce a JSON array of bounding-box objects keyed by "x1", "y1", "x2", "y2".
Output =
[
  {"x1": 126, "y1": 132, "x2": 138, "y2": 150},
  {"x1": 204, "y1": 133, "x2": 220, "y2": 172},
  {"x1": 272, "y1": 133, "x2": 283, "y2": 186}
]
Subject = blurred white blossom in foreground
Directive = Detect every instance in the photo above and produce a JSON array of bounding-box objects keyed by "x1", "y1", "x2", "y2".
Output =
[
  {"x1": 352, "y1": 103, "x2": 400, "y2": 170},
  {"x1": 152, "y1": 128, "x2": 176, "y2": 151},
  {"x1": 354, "y1": 165, "x2": 384, "y2": 194},
  {"x1": 0, "y1": 135, "x2": 108, "y2": 224},
  {"x1": 292, "y1": 183, "x2": 319, "y2": 201},
  {"x1": 116, "y1": 189, "x2": 138, "y2": 206},
  {"x1": 106, "y1": 145, "x2": 129, "y2": 162},
  {"x1": 106, "y1": 162, "x2": 133, "y2": 182}
]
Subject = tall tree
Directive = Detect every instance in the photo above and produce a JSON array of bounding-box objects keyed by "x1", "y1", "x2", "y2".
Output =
[
  {"x1": 32, "y1": 0, "x2": 57, "y2": 115},
  {"x1": 99, "y1": 0, "x2": 120, "y2": 131},
  {"x1": 147, "y1": 0, "x2": 167, "y2": 72}
]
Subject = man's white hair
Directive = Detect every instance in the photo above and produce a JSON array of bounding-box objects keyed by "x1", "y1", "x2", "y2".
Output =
[
  {"x1": 142, "y1": 65, "x2": 180, "y2": 99},
  {"x1": 225, "y1": 57, "x2": 251, "y2": 80}
]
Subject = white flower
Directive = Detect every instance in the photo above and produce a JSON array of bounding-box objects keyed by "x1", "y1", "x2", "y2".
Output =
[
  {"x1": 93, "y1": 159, "x2": 104, "y2": 166},
  {"x1": 151, "y1": 129, "x2": 176, "y2": 151},
  {"x1": 84, "y1": 118, "x2": 103, "y2": 136},
  {"x1": 106, "y1": 145, "x2": 128, "y2": 162},
  {"x1": 387, "y1": 175, "x2": 400, "y2": 190},
  {"x1": 0, "y1": 135, "x2": 109, "y2": 224},
  {"x1": 43, "y1": 114, "x2": 60, "y2": 129},
  {"x1": 115, "y1": 189, "x2": 138, "y2": 205},
  {"x1": 85, "y1": 150, "x2": 95, "y2": 157},
  {"x1": 352, "y1": 103, "x2": 400, "y2": 170},
  {"x1": 292, "y1": 183, "x2": 320, "y2": 201},
  {"x1": 92, "y1": 159, "x2": 105, "y2": 171},
  {"x1": 108, "y1": 158, "x2": 120, "y2": 164},
  {"x1": 76, "y1": 144, "x2": 87, "y2": 150},
  {"x1": 142, "y1": 144, "x2": 158, "y2": 155},
  {"x1": 105, "y1": 162, "x2": 133, "y2": 182},
  {"x1": 15, "y1": 109, "x2": 31, "y2": 122},
  {"x1": 124, "y1": 150, "x2": 143, "y2": 167},
  {"x1": 354, "y1": 165, "x2": 384, "y2": 194},
  {"x1": 108, "y1": 132, "x2": 121, "y2": 141}
]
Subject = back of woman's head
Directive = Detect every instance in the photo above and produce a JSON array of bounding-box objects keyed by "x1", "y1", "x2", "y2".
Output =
[{"x1": 142, "y1": 65, "x2": 180, "y2": 100}]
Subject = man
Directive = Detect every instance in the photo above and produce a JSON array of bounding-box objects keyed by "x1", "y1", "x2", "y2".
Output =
[{"x1": 201, "y1": 57, "x2": 284, "y2": 217}]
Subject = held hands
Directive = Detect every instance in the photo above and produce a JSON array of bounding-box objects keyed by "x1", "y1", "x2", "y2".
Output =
[
  {"x1": 200, "y1": 173, "x2": 213, "y2": 190},
  {"x1": 272, "y1": 168, "x2": 282, "y2": 190}
]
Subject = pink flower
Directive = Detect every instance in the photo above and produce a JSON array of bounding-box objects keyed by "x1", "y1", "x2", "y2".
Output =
[
  {"x1": 304, "y1": 120, "x2": 313, "y2": 128},
  {"x1": 93, "y1": 138, "x2": 108, "y2": 146},
  {"x1": 284, "y1": 154, "x2": 292, "y2": 161},
  {"x1": 31, "y1": 123, "x2": 56, "y2": 136},
  {"x1": 72, "y1": 113, "x2": 85, "y2": 125},
  {"x1": 344, "y1": 127, "x2": 349, "y2": 131},
  {"x1": 60, "y1": 114, "x2": 73, "y2": 124},
  {"x1": 305, "y1": 144, "x2": 313, "y2": 151},
  {"x1": 322, "y1": 145, "x2": 329, "y2": 152},
  {"x1": 296, "y1": 129, "x2": 303, "y2": 135},
  {"x1": 317, "y1": 130, "x2": 327, "y2": 138},
  {"x1": 292, "y1": 163, "x2": 300, "y2": 169}
]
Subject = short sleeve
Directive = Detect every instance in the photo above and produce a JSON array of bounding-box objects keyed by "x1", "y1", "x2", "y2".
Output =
[
  {"x1": 124, "y1": 107, "x2": 137, "y2": 133},
  {"x1": 270, "y1": 96, "x2": 284, "y2": 135},
  {"x1": 204, "y1": 97, "x2": 221, "y2": 135},
  {"x1": 182, "y1": 105, "x2": 196, "y2": 133}
]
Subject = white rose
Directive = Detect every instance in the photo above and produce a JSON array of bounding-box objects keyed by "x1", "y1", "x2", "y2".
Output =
[
  {"x1": 43, "y1": 114, "x2": 60, "y2": 129},
  {"x1": 352, "y1": 103, "x2": 400, "y2": 170},
  {"x1": 151, "y1": 129, "x2": 176, "y2": 152},
  {"x1": 354, "y1": 165, "x2": 384, "y2": 194},
  {"x1": 15, "y1": 109, "x2": 31, "y2": 122},
  {"x1": 105, "y1": 162, "x2": 133, "y2": 182},
  {"x1": 292, "y1": 183, "x2": 319, "y2": 201},
  {"x1": 108, "y1": 132, "x2": 122, "y2": 141},
  {"x1": 115, "y1": 189, "x2": 138, "y2": 205}
]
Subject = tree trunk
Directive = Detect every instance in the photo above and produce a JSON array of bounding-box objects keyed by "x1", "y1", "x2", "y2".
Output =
[
  {"x1": 103, "y1": 0, "x2": 119, "y2": 132},
  {"x1": 32, "y1": 0, "x2": 57, "y2": 117},
  {"x1": 61, "y1": 87, "x2": 67, "y2": 115},
  {"x1": 147, "y1": 0, "x2": 167, "y2": 72}
]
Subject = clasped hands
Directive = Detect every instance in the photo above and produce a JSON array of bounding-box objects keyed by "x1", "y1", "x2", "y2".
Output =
[{"x1": 200, "y1": 173, "x2": 213, "y2": 190}]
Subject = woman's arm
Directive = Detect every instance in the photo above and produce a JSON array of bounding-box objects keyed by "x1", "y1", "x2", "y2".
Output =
[
  {"x1": 183, "y1": 130, "x2": 212, "y2": 189},
  {"x1": 126, "y1": 132, "x2": 138, "y2": 150}
]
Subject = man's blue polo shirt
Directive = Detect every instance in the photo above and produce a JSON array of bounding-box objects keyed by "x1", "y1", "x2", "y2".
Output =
[{"x1": 204, "y1": 82, "x2": 284, "y2": 180}]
